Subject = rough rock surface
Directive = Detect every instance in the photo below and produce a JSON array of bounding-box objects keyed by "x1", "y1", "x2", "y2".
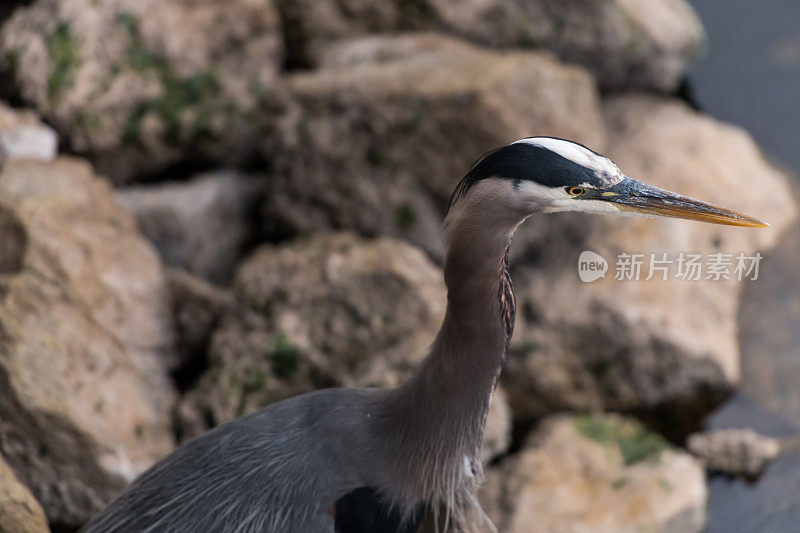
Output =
[
  {"x1": 0, "y1": 455, "x2": 50, "y2": 533},
  {"x1": 118, "y1": 170, "x2": 265, "y2": 284},
  {"x1": 166, "y1": 267, "x2": 235, "y2": 376},
  {"x1": 278, "y1": 0, "x2": 703, "y2": 91},
  {"x1": 0, "y1": 157, "x2": 176, "y2": 527},
  {"x1": 482, "y1": 414, "x2": 707, "y2": 533},
  {"x1": 687, "y1": 429, "x2": 781, "y2": 477},
  {"x1": 482, "y1": 387, "x2": 512, "y2": 464},
  {"x1": 430, "y1": 0, "x2": 705, "y2": 92},
  {"x1": 503, "y1": 94, "x2": 798, "y2": 428},
  {"x1": 0, "y1": 102, "x2": 57, "y2": 165},
  {"x1": 178, "y1": 233, "x2": 446, "y2": 437},
  {"x1": 0, "y1": 0, "x2": 286, "y2": 181},
  {"x1": 267, "y1": 34, "x2": 604, "y2": 259}
]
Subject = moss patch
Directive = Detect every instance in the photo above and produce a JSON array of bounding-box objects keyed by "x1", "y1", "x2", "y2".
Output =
[
  {"x1": 270, "y1": 333, "x2": 301, "y2": 380},
  {"x1": 394, "y1": 203, "x2": 417, "y2": 232},
  {"x1": 508, "y1": 341, "x2": 539, "y2": 360},
  {"x1": 396, "y1": 0, "x2": 430, "y2": 20},
  {"x1": 117, "y1": 12, "x2": 225, "y2": 145},
  {"x1": 47, "y1": 23, "x2": 80, "y2": 104},
  {"x1": 76, "y1": 111, "x2": 102, "y2": 134},
  {"x1": 574, "y1": 415, "x2": 669, "y2": 465},
  {"x1": 235, "y1": 366, "x2": 267, "y2": 416},
  {"x1": 365, "y1": 144, "x2": 389, "y2": 167},
  {"x1": 587, "y1": 358, "x2": 615, "y2": 379},
  {"x1": 3, "y1": 48, "x2": 21, "y2": 77},
  {"x1": 611, "y1": 477, "x2": 628, "y2": 490}
]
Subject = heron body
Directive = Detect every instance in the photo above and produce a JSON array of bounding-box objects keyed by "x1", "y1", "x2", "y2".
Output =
[{"x1": 85, "y1": 138, "x2": 766, "y2": 533}]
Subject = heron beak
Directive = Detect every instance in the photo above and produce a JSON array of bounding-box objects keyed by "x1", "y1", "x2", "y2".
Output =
[{"x1": 589, "y1": 177, "x2": 769, "y2": 228}]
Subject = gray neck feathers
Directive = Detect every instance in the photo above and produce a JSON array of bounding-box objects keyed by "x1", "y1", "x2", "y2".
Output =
[{"x1": 371, "y1": 188, "x2": 521, "y2": 530}]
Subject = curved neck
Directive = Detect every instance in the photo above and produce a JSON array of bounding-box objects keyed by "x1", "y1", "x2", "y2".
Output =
[{"x1": 371, "y1": 190, "x2": 524, "y2": 511}]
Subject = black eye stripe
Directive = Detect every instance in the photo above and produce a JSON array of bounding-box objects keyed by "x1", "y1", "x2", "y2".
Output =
[{"x1": 448, "y1": 143, "x2": 603, "y2": 209}]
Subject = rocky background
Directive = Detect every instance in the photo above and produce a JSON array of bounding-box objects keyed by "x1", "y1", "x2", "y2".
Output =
[{"x1": 0, "y1": 1, "x2": 796, "y2": 532}]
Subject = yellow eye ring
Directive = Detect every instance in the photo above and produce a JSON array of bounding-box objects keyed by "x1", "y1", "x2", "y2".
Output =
[{"x1": 566, "y1": 187, "x2": 585, "y2": 196}]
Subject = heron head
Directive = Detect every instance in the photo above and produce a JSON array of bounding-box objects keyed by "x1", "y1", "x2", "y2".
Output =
[{"x1": 448, "y1": 137, "x2": 768, "y2": 228}]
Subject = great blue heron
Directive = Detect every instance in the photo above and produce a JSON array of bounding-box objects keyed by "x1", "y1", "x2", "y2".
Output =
[{"x1": 84, "y1": 137, "x2": 766, "y2": 532}]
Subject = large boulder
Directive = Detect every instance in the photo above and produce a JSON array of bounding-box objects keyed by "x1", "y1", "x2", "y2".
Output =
[
  {"x1": 0, "y1": 157, "x2": 176, "y2": 527},
  {"x1": 482, "y1": 414, "x2": 707, "y2": 532},
  {"x1": 178, "y1": 232, "x2": 446, "y2": 436},
  {"x1": 503, "y1": 94, "x2": 797, "y2": 430},
  {"x1": 0, "y1": 454, "x2": 49, "y2": 533},
  {"x1": 178, "y1": 232, "x2": 512, "y2": 460},
  {"x1": 277, "y1": 0, "x2": 704, "y2": 92},
  {"x1": 0, "y1": 0, "x2": 286, "y2": 182},
  {"x1": 266, "y1": 34, "x2": 604, "y2": 259},
  {"x1": 117, "y1": 170, "x2": 265, "y2": 284},
  {"x1": 430, "y1": 0, "x2": 705, "y2": 92}
]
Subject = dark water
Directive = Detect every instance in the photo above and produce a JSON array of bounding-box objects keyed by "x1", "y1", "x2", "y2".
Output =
[
  {"x1": 689, "y1": 0, "x2": 800, "y2": 174},
  {"x1": 688, "y1": 1, "x2": 800, "y2": 531}
]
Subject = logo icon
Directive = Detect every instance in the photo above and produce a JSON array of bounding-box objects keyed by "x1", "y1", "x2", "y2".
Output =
[{"x1": 578, "y1": 250, "x2": 607, "y2": 282}]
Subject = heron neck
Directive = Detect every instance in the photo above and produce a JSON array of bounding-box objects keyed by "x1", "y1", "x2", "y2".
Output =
[{"x1": 370, "y1": 207, "x2": 519, "y2": 507}]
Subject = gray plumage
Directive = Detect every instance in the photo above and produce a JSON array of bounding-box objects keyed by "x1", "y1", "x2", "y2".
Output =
[{"x1": 84, "y1": 137, "x2": 767, "y2": 533}]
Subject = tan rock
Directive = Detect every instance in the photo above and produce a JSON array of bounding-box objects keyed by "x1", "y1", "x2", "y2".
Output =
[
  {"x1": 430, "y1": 0, "x2": 705, "y2": 91},
  {"x1": 482, "y1": 387, "x2": 512, "y2": 464},
  {"x1": 0, "y1": 157, "x2": 176, "y2": 527},
  {"x1": 504, "y1": 94, "x2": 798, "y2": 425},
  {"x1": 0, "y1": 0, "x2": 285, "y2": 181},
  {"x1": 0, "y1": 455, "x2": 50, "y2": 533},
  {"x1": 178, "y1": 232, "x2": 512, "y2": 458},
  {"x1": 269, "y1": 34, "x2": 604, "y2": 259},
  {"x1": 486, "y1": 414, "x2": 707, "y2": 533},
  {"x1": 178, "y1": 233, "x2": 447, "y2": 438},
  {"x1": 277, "y1": 0, "x2": 703, "y2": 92}
]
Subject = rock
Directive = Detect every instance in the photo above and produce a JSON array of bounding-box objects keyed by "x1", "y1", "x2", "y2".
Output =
[
  {"x1": 687, "y1": 429, "x2": 781, "y2": 477},
  {"x1": 0, "y1": 0, "x2": 286, "y2": 182},
  {"x1": 313, "y1": 31, "x2": 471, "y2": 69},
  {"x1": 178, "y1": 232, "x2": 447, "y2": 439},
  {"x1": 0, "y1": 454, "x2": 50, "y2": 533},
  {"x1": 278, "y1": 0, "x2": 703, "y2": 92},
  {"x1": 482, "y1": 387, "x2": 512, "y2": 464},
  {"x1": 236, "y1": 232, "x2": 448, "y2": 388},
  {"x1": 266, "y1": 34, "x2": 604, "y2": 259},
  {"x1": 430, "y1": 0, "x2": 705, "y2": 92},
  {"x1": 118, "y1": 170, "x2": 265, "y2": 284},
  {"x1": 485, "y1": 414, "x2": 707, "y2": 533},
  {"x1": 503, "y1": 94, "x2": 798, "y2": 430},
  {"x1": 277, "y1": 0, "x2": 417, "y2": 68},
  {"x1": 736, "y1": 225, "x2": 800, "y2": 426},
  {"x1": 0, "y1": 157, "x2": 176, "y2": 527},
  {"x1": 166, "y1": 267, "x2": 235, "y2": 377},
  {"x1": 0, "y1": 102, "x2": 58, "y2": 165}
]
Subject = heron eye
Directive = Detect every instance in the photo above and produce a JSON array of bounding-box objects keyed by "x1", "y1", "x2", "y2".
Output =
[{"x1": 566, "y1": 187, "x2": 585, "y2": 197}]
